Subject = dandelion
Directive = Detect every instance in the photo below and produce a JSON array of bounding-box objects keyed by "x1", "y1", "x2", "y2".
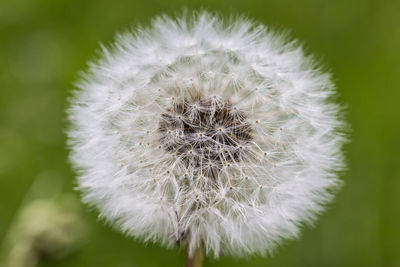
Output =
[{"x1": 67, "y1": 11, "x2": 346, "y2": 264}]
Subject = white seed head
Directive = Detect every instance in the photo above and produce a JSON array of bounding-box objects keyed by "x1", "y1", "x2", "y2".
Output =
[{"x1": 67, "y1": 12, "x2": 346, "y2": 258}]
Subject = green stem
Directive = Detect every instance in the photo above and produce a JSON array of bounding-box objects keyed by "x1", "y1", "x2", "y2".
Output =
[{"x1": 185, "y1": 245, "x2": 203, "y2": 267}]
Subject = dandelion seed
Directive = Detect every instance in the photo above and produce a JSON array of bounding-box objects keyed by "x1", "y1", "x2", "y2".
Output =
[{"x1": 67, "y1": 11, "x2": 346, "y2": 260}]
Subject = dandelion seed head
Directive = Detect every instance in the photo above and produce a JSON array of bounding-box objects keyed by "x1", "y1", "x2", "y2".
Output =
[
  {"x1": 67, "y1": 11, "x2": 346, "y2": 258},
  {"x1": 158, "y1": 94, "x2": 252, "y2": 169}
]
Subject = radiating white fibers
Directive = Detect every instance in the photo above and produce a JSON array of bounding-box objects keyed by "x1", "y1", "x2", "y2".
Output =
[{"x1": 67, "y1": 12, "x2": 346, "y2": 258}]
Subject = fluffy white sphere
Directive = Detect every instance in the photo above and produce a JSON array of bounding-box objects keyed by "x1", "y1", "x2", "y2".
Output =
[{"x1": 68, "y1": 12, "x2": 346, "y2": 257}]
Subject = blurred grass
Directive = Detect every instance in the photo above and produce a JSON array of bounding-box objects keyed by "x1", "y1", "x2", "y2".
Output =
[{"x1": 0, "y1": 0, "x2": 399, "y2": 266}]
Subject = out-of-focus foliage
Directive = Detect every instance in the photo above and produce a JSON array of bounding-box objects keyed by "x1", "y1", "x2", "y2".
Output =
[
  {"x1": 0, "y1": 0, "x2": 399, "y2": 266},
  {"x1": 1, "y1": 194, "x2": 86, "y2": 267}
]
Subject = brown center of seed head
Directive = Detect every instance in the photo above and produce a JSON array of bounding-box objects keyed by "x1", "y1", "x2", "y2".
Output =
[{"x1": 158, "y1": 94, "x2": 253, "y2": 170}]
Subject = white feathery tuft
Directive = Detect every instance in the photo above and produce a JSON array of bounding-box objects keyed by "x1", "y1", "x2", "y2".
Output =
[{"x1": 67, "y1": 11, "x2": 346, "y2": 258}]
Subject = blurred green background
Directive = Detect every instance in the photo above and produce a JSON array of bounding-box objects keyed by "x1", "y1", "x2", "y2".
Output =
[{"x1": 1, "y1": 0, "x2": 399, "y2": 266}]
